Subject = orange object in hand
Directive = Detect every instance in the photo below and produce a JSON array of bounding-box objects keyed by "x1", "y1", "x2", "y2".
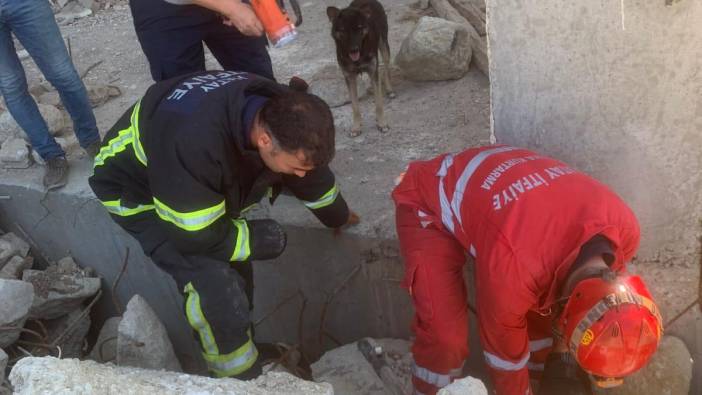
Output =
[{"x1": 250, "y1": 0, "x2": 301, "y2": 48}]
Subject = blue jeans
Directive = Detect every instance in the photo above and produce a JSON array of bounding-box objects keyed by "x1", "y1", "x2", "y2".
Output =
[{"x1": 0, "y1": 0, "x2": 99, "y2": 159}]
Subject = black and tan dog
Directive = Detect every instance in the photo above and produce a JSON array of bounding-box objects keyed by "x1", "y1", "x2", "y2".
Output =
[{"x1": 327, "y1": 0, "x2": 395, "y2": 137}]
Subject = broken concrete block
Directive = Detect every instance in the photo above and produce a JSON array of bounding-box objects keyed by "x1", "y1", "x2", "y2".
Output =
[
  {"x1": 117, "y1": 295, "x2": 181, "y2": 372},
  {"x1": 0, "y1": 233, "x2": 30, "y2": 265},
  {"x1": 86, "y1": 84, "x2": 122, "y2": 108},
  {"x1": 0, "y1": 279, "x2": 34, "y2": 348},
  {"x1": 396, "y1": 16, "x2": 472, "y2": 81},
  {"x1": 0, "y1": 256, "x2": 33, "y2": 280},
  {"x1": 603, "y1": 336, "x2": 692, "y2": 395},
  {"x1": 0, "y1": 112, "x2": 21, "y2": 145},
  {"x1": 0, "y1": 138, "x2": 31, "y2": 169},
  {"x1": 10, "y1": 357, "x2": 333, "y2": 394},
  {"x1": 308, "y1": 63, "x2": 370, "y2": 108},
  {"x1": 88, "y1": 316, "x2": 121, "y2": 363},
  {"x1": 22, "y1": 268, "x2": 100, "y2": 320},
  {"x1": 437, "y1": 376, "x2": 488, "y2": 394},
  {"x1": 312, "y1": 338, "x2": 413, "y2": 395}
]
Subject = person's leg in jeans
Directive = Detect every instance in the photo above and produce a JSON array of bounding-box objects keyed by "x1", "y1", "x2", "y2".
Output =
[
  {"x1": 0, "y1": 8, "x2": 63, "y2": 160},
  {"x1": 9, "y1": 0, "x2": 100, "y2": 151}
]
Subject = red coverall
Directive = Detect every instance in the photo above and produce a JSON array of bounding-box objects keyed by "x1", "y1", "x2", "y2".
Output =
[{"x1": 391, "y1": 146, "x2": 640, "y2": 395}]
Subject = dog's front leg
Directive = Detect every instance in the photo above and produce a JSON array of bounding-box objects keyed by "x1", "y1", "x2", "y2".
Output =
[
  {"x1": 344, "y1": 72, "x2": 363, "y2": 137},
  {"x1": 372, "y1": 61, "x2": 389, "y2": 133}
]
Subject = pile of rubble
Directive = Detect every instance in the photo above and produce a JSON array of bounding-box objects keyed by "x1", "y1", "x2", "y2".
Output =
[
  {"x1": 0, "y1": 229, "x2": 100, "y2": 394},
  {"x1": 49, "y1": 0, "x2": 129, "y2": 25}
]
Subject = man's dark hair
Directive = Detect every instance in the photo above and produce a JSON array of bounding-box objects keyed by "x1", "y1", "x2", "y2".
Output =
[{"x1": 260, "y1": 91, "x2": 335, "y2": 167}]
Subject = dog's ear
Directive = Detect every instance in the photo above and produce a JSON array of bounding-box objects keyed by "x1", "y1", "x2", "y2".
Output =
[{"x1": 326, "y1": 7, "x2": 340, "y2": 22}]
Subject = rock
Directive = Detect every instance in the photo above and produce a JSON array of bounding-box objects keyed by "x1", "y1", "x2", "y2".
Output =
[
  {"x1": 446, "y1": 0, "x2": 486, "y2": 36},
  {"x1": 10, "y1": 357, "x2": 333, "y2": 395},
  {"x1": 0, "y1": 279, "x2": 34, "y2": 348},
  {"x1": 27, "y1": 84, "x2": 48, "y2": 99},
  {"x1": 428, "y1": 0, "x2": 488, "y2": 75},
  {"x1": 76, "y1": 0, "x2": 99, "y2": 12},
  {"x1": 117, "y1": 295, "x2": 181, "y2": 372},
  {"x1": 22, "y1": 268, "x2": 100, "y2": 320},
  {"x1": 0, "y1": 233, "x2": 30, "y2": 264},
  {"x1": 437, "y1": 376, "x2": 488, "y2": 394},
  {"x1": 308, "y1": 63, "x2": 370, "y2": 108},
  {"x1": 88, "y1": 316, "x2": 121, "y2": 362},
  {"x1": 37, "y1": 91, "x2": 61, "y2": 108},
  {"x1": 0, "y1": 256, "x2": 33, "y2": 280},
  {"x1": 312, "y1": 338, "x2": 413, "y2": 395},
  {"x1": 86, "y1": 84, "x2": 121, "y2": 108},
  {"x1": 56, "y1": 1, "x2": 92, "y2": 25},
  {"x1": 602, "y1": 336, "x2": 692, "y2": 395},
  {"x1": 0, "y1": 138, "x2": 31, "y2": 169},
  {"x1": 0, "y1": 348, "x2": 7, "y2": 377},
  {"x1": 396, "y1": 16, "x2": 472, "y2": 81},
  {"x1": 0, "y1": 112, "x2": 20, "y2": 146}
]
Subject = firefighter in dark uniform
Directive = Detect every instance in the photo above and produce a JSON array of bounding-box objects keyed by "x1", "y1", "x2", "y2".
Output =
[
  {"x1": 129, "y1": 0, "x2": 274, "y2": 81},
  {"x1": 89, "y1": 71, "x2": 357, "y2": 379}
]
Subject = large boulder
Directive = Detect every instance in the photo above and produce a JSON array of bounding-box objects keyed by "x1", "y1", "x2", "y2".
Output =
[
  {"x1": 117, "y1": 295, "x2": 181, "y2": 372},
  {"x1": 22, "y1": 267, "x2": 100, "y2": 320},
  {"x1": 602, "y1": 336, "x2": 693, "y2": 395},
  {"x1": 9, "y1": 357, "x2": 333, "y2": 394},
  {"x1": 0, "y1": 279, "x2": 34, "y2": 347},
  {"x1": 88, "y1": 316, "x2": 121, "y2": 362},
  {"x1": 396, "y1": 16, "x2": 472, "y2": 81}
]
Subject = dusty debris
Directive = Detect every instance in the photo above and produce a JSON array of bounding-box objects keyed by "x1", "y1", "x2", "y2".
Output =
[
  {"x1": 23, "y1": 267, "x2": 100, "y2": 320},
  {"x1": 10, "y1": 357, "x2": 333, "y2": 395},
  {"x1": 600, "y1": 336, "x2": 693, "y2": 395},
  {"x1": 396, "y1": 16, "x2": 471, "y2": 81},
  {"x1": 56, "y1": 1, "x2": 93, "y2": 25},
  {"x1": 88, "y1": 316, "x2": 120, "y2": 362},
  {"x1": 40, "y1": 308, "x2": 91, "y2": 359},
  {"x1": 312, "y1": 338, "x2": 413, "y2": 395},
  {"x1": 0, "y1": 279, "x2": 34, "y2": 348},
  {"x1": 0, "y1": 256, "x2": 33, "y2": 280},
  {"x1": 117, "y1": 295, "x2": 181, "y2": 372},
  {"x1": 0, "y1": 139, "x2": 31, "y2": 169},
  {"x1": 37, "y1": 91, "x2": 61, "y2": 108}
]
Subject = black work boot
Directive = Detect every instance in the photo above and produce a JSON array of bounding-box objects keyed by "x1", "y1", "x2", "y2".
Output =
[{"x1": 43, "y1": 156, "x2": 69, "y2": 190}]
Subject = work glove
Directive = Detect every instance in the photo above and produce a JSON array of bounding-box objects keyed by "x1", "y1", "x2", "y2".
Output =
[{"x1": 248, "y1": 219, "x2": 287, "y2": 260}]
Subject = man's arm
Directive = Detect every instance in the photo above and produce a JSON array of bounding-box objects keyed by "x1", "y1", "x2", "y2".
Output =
[
  {"x1": 163, "y1": 0, "x2": 263, "y2": 36},
  {"x1": 282, "y1": 166, "x2": 354, "y2": 229}
]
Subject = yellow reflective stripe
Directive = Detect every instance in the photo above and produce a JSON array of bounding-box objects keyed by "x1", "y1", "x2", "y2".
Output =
[
  {"x1": 302, "y1": 184, "x2": 339, "y2": 209},
  {"x1": 230, "y1": 219, "x2": 251, "y2": 261},
  {"x1": 131, "y1": 100, "x2": 147, "y2": 166},
  {"x1": 101, "y1": 199, "x2": 154, "y2": 216},
  {"x1": 240, "y1": 203, "x2": 258, "y2": 214},
  {"x1": 183, "y1": 282, "x2": 219, "y2": 355},
  {"x1": 94, "y1": 127, "x2": 133, "y2": 168},
  {"x1": 203, "y1": 329, "x2": 258, "y2": 377},
  {"x1": 153, "y1": 197, "x2": 226, "y2": 232}
]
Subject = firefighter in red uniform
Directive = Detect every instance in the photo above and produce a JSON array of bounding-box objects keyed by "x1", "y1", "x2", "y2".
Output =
[{"x1": 392, "y1": 145, "x2": 663, "y2": 395}]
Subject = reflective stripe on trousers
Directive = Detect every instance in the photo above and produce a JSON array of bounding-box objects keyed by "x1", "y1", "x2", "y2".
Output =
[{"x1": 184, "y1": 282, "x2": 258, "y2": 377}]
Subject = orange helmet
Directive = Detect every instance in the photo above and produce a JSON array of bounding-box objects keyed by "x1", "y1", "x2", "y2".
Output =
[{"x1": 556, "y1": 272, "x2": 662, "y2": 387}]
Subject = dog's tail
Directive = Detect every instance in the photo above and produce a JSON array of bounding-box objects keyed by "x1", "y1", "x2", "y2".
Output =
[{"x1": 288, "y1": 76, "x2": 309, "y2": 92}]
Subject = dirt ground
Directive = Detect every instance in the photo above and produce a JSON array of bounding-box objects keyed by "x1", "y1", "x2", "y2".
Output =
[{"x1": 10, "y1": 0, "x2": 490, "y2": 239}]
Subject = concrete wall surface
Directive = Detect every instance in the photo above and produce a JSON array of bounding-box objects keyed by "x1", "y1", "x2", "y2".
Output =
[{"x1": 488, "y1": 0, "x2": 702, "y2": 392}]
